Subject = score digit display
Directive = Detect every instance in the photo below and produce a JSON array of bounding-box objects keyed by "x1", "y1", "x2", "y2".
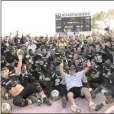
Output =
[
  {"x1": 55, "y1": 14, "x2": 62, "y2": 32},
  {"x1": 55, "y1": 13, "x2": 91, "y2": 33}
]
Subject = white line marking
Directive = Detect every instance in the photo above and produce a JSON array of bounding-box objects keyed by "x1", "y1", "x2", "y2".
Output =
[{"x1": 105, "y1": 106, "x2": 114, "y2": 113}]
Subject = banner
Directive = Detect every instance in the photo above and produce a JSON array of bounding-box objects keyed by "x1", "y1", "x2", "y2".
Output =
[{"x1": 61, "y1": 12, "x2": 90, "y2": 17}]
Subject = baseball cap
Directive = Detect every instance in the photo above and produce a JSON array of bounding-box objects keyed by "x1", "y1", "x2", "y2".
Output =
[{"x1": 69, "y1": 65, "x2": 75, "y2": 70}]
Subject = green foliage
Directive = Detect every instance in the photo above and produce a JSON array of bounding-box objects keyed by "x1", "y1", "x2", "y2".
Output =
[{"x1": 91, "y1": 9, "x2": 114, "y2": 30}]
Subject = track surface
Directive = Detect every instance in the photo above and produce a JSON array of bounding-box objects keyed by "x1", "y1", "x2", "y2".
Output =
[{"x1": 2, "y1": 93, "x2": 114, "y2": 113}]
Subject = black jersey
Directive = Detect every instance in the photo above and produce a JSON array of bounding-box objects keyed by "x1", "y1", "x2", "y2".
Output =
[
  {"x1": 103, "y1": 63, "x2": 114, "y2": 77},
  {"x1": 19, "y1": 71, "x2": 35, "y2": 86},
  {"x1": 1, "y1": 73, "x2": 21, "y2": 91},
  {"x1": 52, "y1": 73, "x2": 65, "y2": 87},
  {"x1": 94, "y1": 52, "x2": 104, "y2": 64}
]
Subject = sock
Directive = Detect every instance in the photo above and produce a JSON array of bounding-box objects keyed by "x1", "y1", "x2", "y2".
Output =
[
  {"x1": 41, "y1": 95, "x2": 46, "y2": 99},
  {"x1": 98, "y1": 103, "x2": 103, "y2": 107},
  {"x1": 95, "y1": 103, "x2": 103, "y2": 111},
  {"x1": 89, "y1": 101, "x2": 94, "y2": 106},
  {"x1": 71, "y1": 105, "x2": 82, "y2": 113},
  {"x1": 89, "y1": 88, "x2": 92, "y2": 92},
  {"x1": 27, "y1": 99, "x2": 32, "y2": 105},
  {"x1": 71, "y1": 104, "x2": 77, "y2": 107},
  {"x1": 101, "y1": 89, "x2": 107, "y2": 95},
  {"x1": 103, "y1": 101, "x2": 107, "y2": 106},
  {"x1": 62, "y1": 96, "x2": 66, "y2": 99}
]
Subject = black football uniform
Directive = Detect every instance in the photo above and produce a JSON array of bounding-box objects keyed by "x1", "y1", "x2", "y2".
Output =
[
  {"x1": 52, "y1": 73, "x2": 67, "y2": 97},
  {"x1": 1, "y1": 72, "x2": 21, "y2": 92},
  {"x1": 19, "y1": 71, "x2": 36, "y2": 87}
]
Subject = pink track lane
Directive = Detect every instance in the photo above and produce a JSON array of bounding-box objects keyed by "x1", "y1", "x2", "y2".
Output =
[{"x1": 2, "y1": 93, "x2": 114, "y2": 113}]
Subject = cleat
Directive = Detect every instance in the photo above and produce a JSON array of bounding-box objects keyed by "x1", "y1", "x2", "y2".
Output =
[{"x1": 43, "y1": 97, "x2": 52, "y2": 106}]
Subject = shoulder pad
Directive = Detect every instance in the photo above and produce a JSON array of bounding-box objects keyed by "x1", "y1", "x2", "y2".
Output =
[
  {"x1": 52, "y1": 73, "x2": 55, "y2": 78},
  {"x1": 9, "y1": 73, "x2": 15, "y2": 77}
]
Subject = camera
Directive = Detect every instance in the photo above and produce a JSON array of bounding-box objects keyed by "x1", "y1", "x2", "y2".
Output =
[
  {"x1": 91, "y1": 67, "x2": 98, "y2": 74},
  {"x1": 25, "y1": 54, "x2": 34, "y2": 64},
  {"x1": 78, "y1": 56, "x2": 85, "y2": 63},
  {"x1": 34, "y1": 63, "x2": 41, "y2": 72},
  {"x1": 102, "y1": 63, "x2": 112, "y2": 78},
  {"x1": 37, "y1": 41, "x2": 42, "y2": 48}
]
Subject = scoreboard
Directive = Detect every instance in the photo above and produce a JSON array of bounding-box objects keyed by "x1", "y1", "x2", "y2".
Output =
[{"x1": 55, "y1": 12, "x2": 91, "y2": 33}]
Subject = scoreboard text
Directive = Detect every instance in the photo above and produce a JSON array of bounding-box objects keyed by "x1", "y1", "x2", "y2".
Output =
[{"x1": 55, "y1": 12, "x2": 91, "y2": 32}]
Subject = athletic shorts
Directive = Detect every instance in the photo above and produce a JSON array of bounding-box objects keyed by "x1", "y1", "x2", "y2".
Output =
[
  {"x1": 67, "y1": 86, "x2": 84, "y2": 99},
  {"x1": 13, "y1": 82, "x2": 42, "y2": 107},
  {"x1": 54, "y1": 85, "x2": 67, "y2": 97}
]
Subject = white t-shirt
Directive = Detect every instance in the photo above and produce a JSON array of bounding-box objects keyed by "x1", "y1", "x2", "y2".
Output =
[
  {"x1": 65, "y1": 70, "x2": 85, "y2": 91},
  {"x1": 27, "y1": 44, "x2": 37, "y2": 53}
]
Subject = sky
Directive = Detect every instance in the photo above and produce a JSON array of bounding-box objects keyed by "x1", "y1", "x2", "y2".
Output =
[{"x1": 2, "y1": 1, "x2": 114, "y2": 36}]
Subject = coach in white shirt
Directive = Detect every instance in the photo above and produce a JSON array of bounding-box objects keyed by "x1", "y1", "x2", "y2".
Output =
[
  {"x1": 60, "y1": 61, "x2": 96, "y2": 113},
  {"x1": 27, "y1": 38, "x2": 37, "y2": 54}
]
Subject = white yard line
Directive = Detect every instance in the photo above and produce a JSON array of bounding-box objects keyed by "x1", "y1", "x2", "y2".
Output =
[{"x1": 105, "y1": 106, "x2": 114, "y2": 113}]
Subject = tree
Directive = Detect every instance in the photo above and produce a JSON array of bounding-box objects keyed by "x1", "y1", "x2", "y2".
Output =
[
  {"x1": 91, "y1": 9, "x2": 114, "y2": 30},
  {"x1": 106, "y1": 9, "x2": 114, "y2": 20}
]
